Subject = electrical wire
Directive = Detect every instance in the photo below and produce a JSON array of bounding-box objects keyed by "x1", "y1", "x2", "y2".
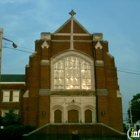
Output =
[{"x1": 3, "y1": 45, "x2": 140, "y2": 76}]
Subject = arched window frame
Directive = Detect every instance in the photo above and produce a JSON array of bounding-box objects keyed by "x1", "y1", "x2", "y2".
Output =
[
  {"x1": 83, "y1": 105, "x2": 96, "y2": 123},
  {"x1": 51, "y1": 51, "x2": 95, "y2": 91},
  {"x1": 52, "y1": 105, "x2": 64, "y2": 123}
]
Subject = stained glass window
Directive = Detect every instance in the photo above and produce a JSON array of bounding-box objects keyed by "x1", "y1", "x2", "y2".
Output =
[{"x1": 54, "y1": 56, "x2": 91, "y2": 90}]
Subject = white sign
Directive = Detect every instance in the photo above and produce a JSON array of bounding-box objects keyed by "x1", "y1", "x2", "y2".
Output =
[{"x1": 127, "y1": 127, "x2": 140, "y2": 139}]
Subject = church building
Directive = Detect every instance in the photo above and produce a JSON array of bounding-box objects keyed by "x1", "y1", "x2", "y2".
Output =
[{"x1": 0, "y1": 10, "x2": 124, "y2": 138}]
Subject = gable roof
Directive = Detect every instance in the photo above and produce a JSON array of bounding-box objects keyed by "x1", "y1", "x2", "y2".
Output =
[
  {"x1": 1, "y1": 74, "x2": 25, "y2": 82},
  {"x1": 54, "y1": 17, "x2": 90, "y2": 34}
]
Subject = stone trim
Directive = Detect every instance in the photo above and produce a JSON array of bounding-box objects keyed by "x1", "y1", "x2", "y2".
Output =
[
  {"x1": 95, "y1": 60, "x2": 104, "y2": 66},
  {"x1": 51, "y1": 90, "x2": 95, "y2": 95},
  {"x1": 26, "y1": 64, "x2": 29, "y2": 67},
  {"x1": 95, "y1": 41, "x2": 103, "y2": 49},
  {"x1": 30, "y1": 52, "x2": 37, "y2": 57},
  {"x1": 0, "y1": 82, "x2": 25, "y2": 84},
  {"x1": 23, "y1": 90, "x2": 29, "y2": 97},
  {"x1": 39, "y1": 89, "x2": 50, "y2": 95},
  {"x1": 40, "y1": 60, "x2": 50, "y2": 65},
  {"x1": 41, "y1": 41, "x2": 49, "y2": 48},
  {"x1": 54, "y1": 17, "x2": 90, "y2": 34},
  {"x1": 50, "y1": 96, "x2": 96, "y2": 123},
  {"x1": 41, "y1": 32, "x2": 51, "y2": 40},
  {"x1": 54, "y1": 33, "x2": 90, "y2": 36},
  {"x1": 106, "y1": 52, "x2": 114, "y2": 58},
  {"x1": 93, "y1": 33, "x2": 103, "y2": 41},
  {"x1": 117, "y1": 90, "x2": 122, "y2": 97},
  {"x1": 51, "y1": 40, "x2": 92, "y2": 42},
  {"x1": 96, "y1": 89, "x2": 108, "y2": 95}
]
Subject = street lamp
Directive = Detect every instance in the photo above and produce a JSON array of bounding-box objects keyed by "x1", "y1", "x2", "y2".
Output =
[{"x1": 2, "y1": 37, "x2": 18, "y2": 48}]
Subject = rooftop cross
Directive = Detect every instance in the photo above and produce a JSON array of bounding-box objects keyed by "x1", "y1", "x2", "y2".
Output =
[{"x1": 69, "y1": 10, "x2": 76, "y2": 17}]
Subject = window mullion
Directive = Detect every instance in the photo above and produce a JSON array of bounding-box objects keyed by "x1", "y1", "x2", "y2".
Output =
[
  {"x1": 80, "y1": 59, "x2": 81, "y2": 90},
  {"x1": 64, "y1": 58, "x2": 65, "y2": 89},
  {"x1": 10, "y1": 91, "x2": 13, "y2": 102}
]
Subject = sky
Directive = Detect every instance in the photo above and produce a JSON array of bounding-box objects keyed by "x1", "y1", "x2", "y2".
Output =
[{"x1": 0, "y1": 0, "x2": 140, "y2": 122}]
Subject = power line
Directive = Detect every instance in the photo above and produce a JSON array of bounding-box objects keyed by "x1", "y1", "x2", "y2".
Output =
[
  {"x1": 3, "y1": 46, "x2": 33, "y2": 54},
  {"x1": 3, "y1": 46, "x2": 140, "y2": 76},
  {"x1": 3, "y1": 42, "x2": 34, "y2": 51}
]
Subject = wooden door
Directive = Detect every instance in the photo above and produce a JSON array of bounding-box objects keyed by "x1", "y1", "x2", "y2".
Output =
[
  {"x1": 68, "y1": 109, "x2": 79, "y2": 123},
  {"x1": 85, "y1": 109, "x2": 92, "y2": 123},
  {"x1": 54, "y1": 110, "x2": 62, "y2": 123}
]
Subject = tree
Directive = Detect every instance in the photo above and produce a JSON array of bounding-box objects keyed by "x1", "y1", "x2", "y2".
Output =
[
  {"x1": 0, "y1": 109, "x2": 36, "y2": 139},
  {"x1": 2, "y1": 109, "x2": 20, "y2": 126},
  {"x1": 128, "y1": 93, "x2": 140, "y2": 124}
]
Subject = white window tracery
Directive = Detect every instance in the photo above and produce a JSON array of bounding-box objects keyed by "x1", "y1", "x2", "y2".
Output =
[{"x1": 53, "y1": 56, "x2": 92, "y2": 90}]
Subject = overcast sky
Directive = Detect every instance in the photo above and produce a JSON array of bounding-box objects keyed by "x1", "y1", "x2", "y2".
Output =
[{"x1": 0, "y1": 0, "x2": 140, "y2": 121}]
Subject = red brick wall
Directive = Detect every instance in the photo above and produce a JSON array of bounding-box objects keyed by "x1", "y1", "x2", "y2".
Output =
[
  {"x1": 38, "y1": 95, "x2": 50, "y2": 127},
  {"x1": 0, "y1": 84, "x2": 25, "y2": 117},
  {"x1": 20, "y1": 19, "x2": 124, "y2": 132}
]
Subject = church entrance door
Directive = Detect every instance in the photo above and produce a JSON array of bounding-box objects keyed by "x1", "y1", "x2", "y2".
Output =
[{"x1": 68, "y1": 109, "x2": 79, "y2": 123}]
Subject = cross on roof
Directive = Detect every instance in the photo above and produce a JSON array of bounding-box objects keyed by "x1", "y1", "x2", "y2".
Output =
[{"x1": 69, "y1": 10, "x2": 76, "y2": 17}]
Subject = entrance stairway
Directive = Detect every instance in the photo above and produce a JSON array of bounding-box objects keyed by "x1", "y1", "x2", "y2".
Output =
[{"x1": 23, "y1": 123, "x2": 126, "y2": 140}]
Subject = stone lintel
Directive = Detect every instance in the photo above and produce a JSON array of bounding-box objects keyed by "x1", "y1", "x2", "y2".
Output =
[
  {"x1": 96, "y1": 89, "x2": 108, "y2": 95},
  {"x1": 41, "y1": 60, "x2": 50, "y2": 65},
  {"x1": 39, "y1": 89, "x2": 50, "y2": 95},
  {"x1": 95, "y1": 60, "x2": 104, "y2": 66},
  {"x1": 51, "y1": 90, "x2": 95, "y2": 96}
]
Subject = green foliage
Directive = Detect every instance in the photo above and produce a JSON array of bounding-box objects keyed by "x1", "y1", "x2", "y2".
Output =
[
  {"x1": 123, "y1": 123, "x2": 128, "y2": 133},
  {"x1": 128, "y1": 93, "x2": 140, "y2": 123},
  {"x1": 0, "y1": 124, "x2": 23, "y2": 140},
  {"x1": 0, "y1": 109, "x2": 36, "y2": 139},
  {"x1": 2, "y1": 109, "x2": 20, "y2": 126},
  {"x1": 0, "y1": 116, "x2": 3, "y2": 125}
]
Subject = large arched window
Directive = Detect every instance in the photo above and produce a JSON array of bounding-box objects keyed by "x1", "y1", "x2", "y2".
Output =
[{"x1": 51, "y1": 51, "x2": 95, "y2": 91}]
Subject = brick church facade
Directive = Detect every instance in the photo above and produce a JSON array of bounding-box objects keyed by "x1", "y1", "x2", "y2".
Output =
[{"x1": 0, "y1": 10, "x2": 124, "y2": 137}]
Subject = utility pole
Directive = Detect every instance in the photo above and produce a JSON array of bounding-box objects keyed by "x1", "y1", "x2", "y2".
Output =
[
  {"x1": 0, "y1": 28, "x2": 3, "y2": 87},
  {"x1": 0, "y1": 28, "x2": 17, "y2": 85},
  {"x1": 129, "y1": 101, "x2": 133, "y2": 128}
]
